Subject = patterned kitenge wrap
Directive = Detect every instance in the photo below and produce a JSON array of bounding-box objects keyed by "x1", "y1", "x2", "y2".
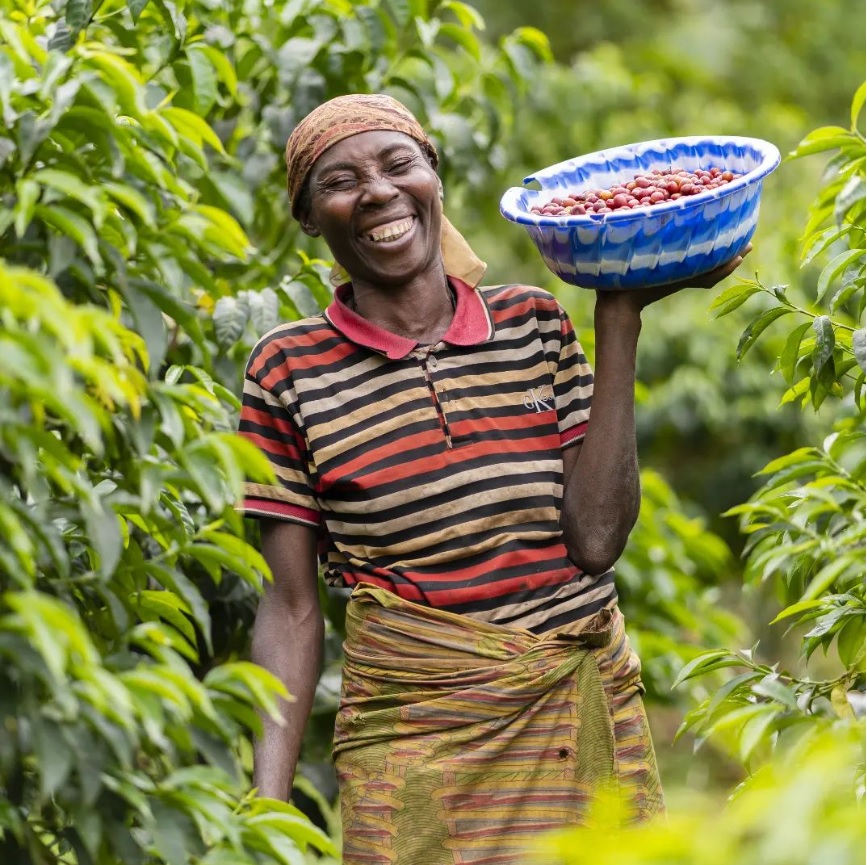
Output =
[{"x1": 334, "y1": 586, "x2": 665, "y2": 865}]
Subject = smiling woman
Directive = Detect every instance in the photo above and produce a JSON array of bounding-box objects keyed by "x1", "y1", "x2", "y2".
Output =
[
  {"x1": 236, "y1": 93, "x2": 747, "y2": 864},
  {"x1": 297, "y1": 130, "x2": 451, "y2": 344}
]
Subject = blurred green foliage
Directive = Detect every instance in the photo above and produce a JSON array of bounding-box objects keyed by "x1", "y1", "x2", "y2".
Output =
[
  {"x1": 535, "y1": 86, "x2": 865, "y2": 865},
  {"x1": 0, "y1": 0, "x2": 546, "y2": 860},
  {"x1": 536, "y1": 723, "x2": 865, "y2": 865}
]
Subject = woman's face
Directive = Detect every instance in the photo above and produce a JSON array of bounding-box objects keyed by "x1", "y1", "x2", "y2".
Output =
[{"x1": 298, "y1": 130, "x2": 444, "y2": 289}]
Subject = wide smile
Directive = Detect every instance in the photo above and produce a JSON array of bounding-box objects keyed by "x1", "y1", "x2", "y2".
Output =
[{"x1": 360, "y1": 215, "x2": 417, "y2": 246}]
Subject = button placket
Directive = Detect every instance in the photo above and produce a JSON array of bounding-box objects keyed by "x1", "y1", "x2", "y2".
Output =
[{"x1": 417, "y1": 352, "x2": 452, "y2": 448}]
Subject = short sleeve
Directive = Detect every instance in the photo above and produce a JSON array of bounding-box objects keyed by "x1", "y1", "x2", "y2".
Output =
[
  {"x1": 236, "y1": 347, "x2": 321, "y2": 527},
  {"x1": 553, "y1": 305, "x2": 594, "y2": 449}
]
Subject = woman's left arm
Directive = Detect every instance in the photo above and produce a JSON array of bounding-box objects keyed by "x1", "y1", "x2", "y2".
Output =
[{"x1": 560, "y1": 247, "x2": 751, "y2": 574}]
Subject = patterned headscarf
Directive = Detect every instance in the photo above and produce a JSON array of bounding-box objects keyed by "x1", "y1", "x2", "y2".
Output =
[
  {"x1": 285, "y1": 93, "x2": 439, "y2": 219},
  {"x1": 284, "y1": 93, "x2": 487, "y2": 290}
]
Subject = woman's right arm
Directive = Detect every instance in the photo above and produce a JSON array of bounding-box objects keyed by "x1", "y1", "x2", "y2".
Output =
[{"x1": 250, "y1": 518, "x2": 323, "y2": 801}]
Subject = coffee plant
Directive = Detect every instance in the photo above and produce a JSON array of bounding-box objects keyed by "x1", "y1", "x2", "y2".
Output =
[
  {"x1": 678, "y1": 84, "x2": 865, "y2": 759},
  {"x1": 532, "y1": 81, "x2": 866, "y2": 865},
  {"x1": 0, "y1": 0, "x2": 549, "y2": 861}
]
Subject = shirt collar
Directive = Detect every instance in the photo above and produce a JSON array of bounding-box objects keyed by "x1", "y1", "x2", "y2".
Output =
[{"x1": 324, "y1": 277, "x2": 494, "y2": 360}]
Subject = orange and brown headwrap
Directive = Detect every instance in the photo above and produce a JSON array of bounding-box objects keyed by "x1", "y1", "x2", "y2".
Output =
[
  {"x1": 284, "y1": 93, "x2": 487, "y2": 290},
  {"x1": 284, "y1": 93, "x2": 439, "y2": 219}
]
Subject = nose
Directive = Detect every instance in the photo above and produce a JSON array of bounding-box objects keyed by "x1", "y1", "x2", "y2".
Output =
[{"x1": 360, "y1": 172, "x2": 399, "y2": 206}]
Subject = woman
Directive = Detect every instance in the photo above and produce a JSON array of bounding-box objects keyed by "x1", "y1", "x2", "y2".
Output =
[{"x1": 238, "y1": 94, "x2": 748, "y2": 864}]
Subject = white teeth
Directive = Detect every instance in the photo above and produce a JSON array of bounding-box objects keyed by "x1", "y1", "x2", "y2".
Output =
[{"x1": 368, "y1": 217, "x2": 414, "y2": 242}]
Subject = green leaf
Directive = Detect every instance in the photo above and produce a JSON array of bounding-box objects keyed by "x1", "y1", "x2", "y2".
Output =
[
  {"x1": 852, "y1": 82, "x2": 866, "y2": 129},
  {"x1": 82, "y1": 499, "x2": 123, "y2": 579},
  {"x1": 102, "y1": 181, "x2": 156, "y2": 227},
  {"x1": 737, "y1": 707, "x2": 777, "y2": 764},
  {"x1": 213, "y1": 296, "x2": 249, "y2": 349},
  {"x1": 250, "y1": 287, "x2": 280, "y2": 336},
  {"x1": 48, "y1": 20, "x2": 73, "y2": 52},
  {"x1": 148, "y1": 0, "x2": 187, "y2": 45},
  {"x1": 438, "y1": 23, "x2": 480, "y2": 59},
  {"x1": 31, "y1": 168, "x2": 108, "y2": 226},
  {"x1": 736, "y1": 307, "x2": 793, "y2": 360},
  {"x1": 801, "y1": 557, "x2": 859, "y2": 601},
  {"x1": 81, "y1": 50, "x2": 148, "y2": 119},
  {"x1": 836, "y1": 617, "x2": 866, "y2": 670},
  {"x1": 161, "y1": 106, "x2": 225, "y2": 153},
  {"x1": 280, "y1": 280, "x2": 320, "y2": 318},
  {"x1": 14, "y1": 178, "x2": 40, "y2": 238},
  {"x1": 35, "y1": 203, "x2": 101, "y2": 264},
  {"x1": 247, "y1": 810, "x2": 339, "y2": 857},
  {"x1": 704, "y1": 671, "x2": 763, "y2": 720},
  {"x1": 32, "y1": 718, "x2": 75, "y2": 797},
  {"x1": 186, "y1": 44, "x2": 219, "y2": 115},
  {"x1": 512, "y1": 26, "x2": 553, "y2": 61},
  {"x1": 146, "y1": 564, "x2": 213, "y2": 653},
  {"x1": 127, "y1": 0, "x2": 151, "y2": 24},
  {"x1": 205, "y1": 662, "x2": 289, "y2": 721},
  {"x1": 384, "y1": 0, "x2": 412, "y2": 27},
  {"x1": 179, "y1": 448, "x2": 227, "y2": 512},
  {"x1": 816, "y1": 247, "x2": 865, "y2": 300},
  {"x1": 66, "y1": 0, "x2": 93, "y2": 37},
  {"x1": 709, "y1": 281, "x2": 763, "y2": 317},
  {"x1": 440, "y1": 0, "x2": 487, "y2": 30},
  {"x1": 853, "y1": 328, "x2": 866, "y2": 371},
  {"x1": 778, "y1": 321, "x2": 813, "y2": 384},
  {"x1": 149, "y1": 801, "x2": 199, "y2": 865},
  {"x1": 835, "y1": 175, "x2": 866, "y2": 224},
  {"x1": 800, "y1": 224, "x2": 850, "y2": 266},
  {"x1": 789, "y1": 126, "x2": 857, "y2": 159},
  {"x1": 811, "y1": 315, "x2": 836, "y2": 371},
  {"x1": 124, "y1": 289, "x2": 166, "y2": 374},
  {"x1": 136, "y1": 590, "x2": 197, "y2": 648},
  {"x1": 752, "y1": 676, "x2": 798, "y2": 710},
  {"x1": 770, "y1": 598, "x2": 826, "y2": 625},
  {"x1": 672, "y1": 650, "x2": 744, "y2": 689}
]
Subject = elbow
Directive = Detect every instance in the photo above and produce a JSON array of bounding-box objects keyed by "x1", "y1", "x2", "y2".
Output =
[{"x1": 565, "y1": 535, "x2": 626, "y2": 576}]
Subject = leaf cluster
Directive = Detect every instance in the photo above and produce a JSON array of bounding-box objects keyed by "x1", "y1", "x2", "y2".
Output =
[
  {"x1": 0, "y1": 0, "x2": 556, "y2": 859},
  {"x1": 670, "y1": 84, "x2": 865, "y2": 774}
]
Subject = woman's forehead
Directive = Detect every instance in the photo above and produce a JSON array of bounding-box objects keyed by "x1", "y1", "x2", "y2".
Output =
[{"x1": 311, "y1": 130, "x2": 424, "y2": 175}]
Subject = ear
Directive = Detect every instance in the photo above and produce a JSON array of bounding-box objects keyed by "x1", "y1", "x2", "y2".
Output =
[
  {"x1": 297, "y1": 208, "x2": 321, "y2": 237},
  {"x1": 299, "y1": 219, "x2": 321, "y2": 238},
  {"x1": 437, "y1": 177, "x2": 444, "y2": 201}
]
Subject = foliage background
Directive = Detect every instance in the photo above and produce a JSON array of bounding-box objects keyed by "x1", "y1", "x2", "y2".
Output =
[{"x1": 0, "y1": 0, "x2": 863, "y2": 862}]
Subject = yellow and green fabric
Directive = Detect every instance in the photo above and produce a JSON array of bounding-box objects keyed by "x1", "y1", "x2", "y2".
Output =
[{"x1": 333, "y1": 586, "x2": 664, "y2": 865}]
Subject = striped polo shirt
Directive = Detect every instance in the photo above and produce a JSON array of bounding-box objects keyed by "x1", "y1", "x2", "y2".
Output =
[{"x1": 239, "y1": 277, "x2": 617, "y2": 634}]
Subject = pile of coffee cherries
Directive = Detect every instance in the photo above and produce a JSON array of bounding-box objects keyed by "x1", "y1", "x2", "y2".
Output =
[{"x1": 529, "y1": 166, "x2": 742, "y2": 216}]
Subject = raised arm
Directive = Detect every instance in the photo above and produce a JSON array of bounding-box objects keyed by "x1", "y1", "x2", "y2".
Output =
[
  {"x1": 561, "y1": 247, "x2": 751, "y2": 574},
  {"x1": 251, "y1": 518, "x2": 323, "y2": 800},
  {"x1": 560, "y1": 295, "x2": 642, "y2": 574}
]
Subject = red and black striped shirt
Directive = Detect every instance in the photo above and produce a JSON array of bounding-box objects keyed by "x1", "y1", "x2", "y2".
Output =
[{"x1": 238, "y1": 278, "x2": 616, "y2": 633}]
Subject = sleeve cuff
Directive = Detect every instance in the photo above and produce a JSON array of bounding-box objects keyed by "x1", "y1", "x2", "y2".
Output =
[
  {"x1": 560, "y1": 421, "x2": 589, "y2": 450},
  {"x1": 236, "y1": 497, "x2": 321, "y2": 527}
]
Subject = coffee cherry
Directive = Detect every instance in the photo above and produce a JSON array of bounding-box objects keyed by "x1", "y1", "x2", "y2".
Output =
[{"x1": 529, "y1": 165, "x2": 742, "y2": 216}]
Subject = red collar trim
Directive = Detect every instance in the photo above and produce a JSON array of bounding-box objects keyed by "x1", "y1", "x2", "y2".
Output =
[{"x1": 324, "y1": 277, "x2": 494, "y2": 360}]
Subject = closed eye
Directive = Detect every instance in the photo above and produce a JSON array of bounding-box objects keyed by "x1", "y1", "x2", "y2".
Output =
[
  {"x1": 321, "y1": 176, "x2": 356, "y2": 191},
  {"x1": 387, "y1": 157, "x2": 417, "y2": 173}
]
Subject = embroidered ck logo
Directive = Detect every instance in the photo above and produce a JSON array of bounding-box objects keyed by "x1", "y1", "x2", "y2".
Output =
[{"x1": 523, "y1": 384, "x2": 555, "y2": 413}]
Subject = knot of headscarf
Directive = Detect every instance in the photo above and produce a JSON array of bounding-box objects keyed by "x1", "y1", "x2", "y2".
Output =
[
  {"x1": 284, "y1": 93, "x2": 439, "y2": 219},
  {"x1": 283, "y1": 93, "x2": 487, "y2": 290}
]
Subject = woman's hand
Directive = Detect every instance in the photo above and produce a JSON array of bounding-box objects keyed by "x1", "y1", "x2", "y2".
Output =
[{"x1": 598, "y1": 243, "x2": 753, "y2": 312}]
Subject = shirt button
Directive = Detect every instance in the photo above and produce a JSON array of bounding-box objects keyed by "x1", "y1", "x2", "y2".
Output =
[
  {"x1": 428, "y1": 355, "x2": 438, "y2": 369},
  {"x1": 558, "y1": 748, "x2": 571, "y2": 761}
]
